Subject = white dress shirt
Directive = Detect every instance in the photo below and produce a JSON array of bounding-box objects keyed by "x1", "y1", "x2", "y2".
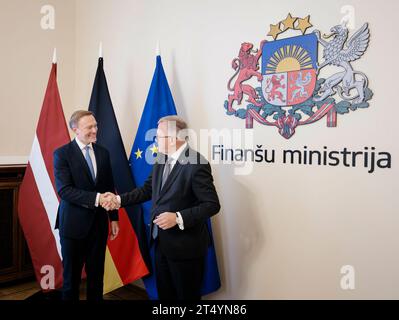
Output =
[
  {"x1": 167, "y1": 143, "x2": 187, "y2": 230},
  {"x1": 167, "y1": 142, "x2": 187, "y2": 172}
]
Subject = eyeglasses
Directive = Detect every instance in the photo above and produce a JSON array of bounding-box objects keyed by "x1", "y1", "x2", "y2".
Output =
[{"x1": 154, "y1": 136, "x2": 173, "y2": 143}]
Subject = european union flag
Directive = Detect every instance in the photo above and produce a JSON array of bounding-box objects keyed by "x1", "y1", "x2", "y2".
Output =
[{"x1": 129, "y1": 55, "x2": 221, "y2": 299}]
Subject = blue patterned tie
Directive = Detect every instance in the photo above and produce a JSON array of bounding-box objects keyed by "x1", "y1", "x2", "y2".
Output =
[{"x1": 84, "y1": 145, "x2": 96, "y2": 181}]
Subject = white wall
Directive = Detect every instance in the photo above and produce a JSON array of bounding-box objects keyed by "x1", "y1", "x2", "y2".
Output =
[
  {"x1": 0, "y1": 0, "x2": 75, "y2": 163},
  {"x1": 2, "y1": 0, "x2": 399, "y2": 299}
]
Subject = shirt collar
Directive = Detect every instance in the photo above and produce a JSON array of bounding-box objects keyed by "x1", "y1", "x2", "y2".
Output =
[
  {"x1": 168, "y1": 142, "x2": 187, "y2": 162},
  {"x1": 75, "y1": 138, "x2": 93, "y2": 151}
]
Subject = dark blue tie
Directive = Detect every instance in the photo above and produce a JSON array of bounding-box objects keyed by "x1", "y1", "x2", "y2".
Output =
[{"x1": 84, "y1": 145, "x2": 96, "y2": 181}]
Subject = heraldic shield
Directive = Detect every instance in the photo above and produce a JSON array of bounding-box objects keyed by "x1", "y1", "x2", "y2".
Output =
[{"x1": 261, "y1": 33, "x2": 318, "y2": 106}]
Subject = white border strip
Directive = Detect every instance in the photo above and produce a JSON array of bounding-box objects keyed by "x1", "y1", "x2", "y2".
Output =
[{"x1": 29, "y1": 134, "x2": 62, "y2": 259}]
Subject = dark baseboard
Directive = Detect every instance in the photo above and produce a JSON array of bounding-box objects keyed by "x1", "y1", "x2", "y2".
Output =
[{"x1": 25, "y1": 283, "x2": 149, "y2": 300}]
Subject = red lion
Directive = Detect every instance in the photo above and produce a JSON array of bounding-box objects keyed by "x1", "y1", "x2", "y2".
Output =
[
  {"x1": 265, "y1": 75, "x2": 286, "y2": 103},
  {"x1": 227, "y1": 40, "x2": 266, "y2": 113}
]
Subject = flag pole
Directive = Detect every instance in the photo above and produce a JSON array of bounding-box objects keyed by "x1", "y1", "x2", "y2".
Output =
[
  {"x1": 99, "y1": 42, "x2": 103, "y2": 58},
  {"x1": 52, "y1": 48, "x2": 57, "y2": 64},
  {"x1": 156, "y1": 40, "x2": 160, "y2": 56}
]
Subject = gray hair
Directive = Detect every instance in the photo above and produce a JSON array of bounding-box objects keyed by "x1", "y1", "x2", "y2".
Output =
[{"x1": 158, "y1": 115, "x2": 188, "y2": 141}]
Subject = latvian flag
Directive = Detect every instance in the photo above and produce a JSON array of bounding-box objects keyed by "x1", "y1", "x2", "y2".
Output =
[{"x1": 18, "y1": 62, "x2": 67, "y2": 290}]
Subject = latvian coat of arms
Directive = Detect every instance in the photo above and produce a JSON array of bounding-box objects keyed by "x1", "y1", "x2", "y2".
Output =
[{"x1": 224, "y1": 14, "x2": 372, "y2": 138}]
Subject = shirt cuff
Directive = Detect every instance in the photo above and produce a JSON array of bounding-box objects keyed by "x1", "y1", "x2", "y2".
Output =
[
  {"x1": 95, "y1": 193, "x2": 100, "y2": 207},
  {"x1": 176, "y1": 212, "x2": 184, "y2": 230},
  {"x1": 116, "y1": 195, "x2": 121, "y2": 206}
]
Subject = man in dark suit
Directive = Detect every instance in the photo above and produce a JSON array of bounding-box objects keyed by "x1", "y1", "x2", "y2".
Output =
[
  {"x1": 103, "y1": 115, "x2": 220, "y2": 300},
  {"x1": 53, "y1": 110, "x2": 119, "y2": 300}
]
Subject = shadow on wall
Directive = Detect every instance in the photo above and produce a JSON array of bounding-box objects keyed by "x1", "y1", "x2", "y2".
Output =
[
  {"x1": 205, "y1": 163, "x2": 266, "y2": 299},
  {"x1": 170, "y1": 51, "x2": 189, "y2": 120},
  {"x1": 169, "y1": 49, "x2": 265, "y2": 299},
  {"x1": 170, "y1": 49, "x2": 214, "y2": 128}
]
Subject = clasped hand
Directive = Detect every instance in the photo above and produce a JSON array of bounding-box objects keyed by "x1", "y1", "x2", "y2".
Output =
[{"x1": 100, "y1": 192, "x2": 120, "y2": 211}]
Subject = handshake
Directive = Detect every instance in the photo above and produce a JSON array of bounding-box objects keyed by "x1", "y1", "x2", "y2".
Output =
[{"x1": 99, "y1": 192, "x2": 120, "y2": 211}]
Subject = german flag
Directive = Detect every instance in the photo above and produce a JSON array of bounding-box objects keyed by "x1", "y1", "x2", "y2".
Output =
[{"x1": 89, "y1": 57, "x2": 150, "y2": 294}]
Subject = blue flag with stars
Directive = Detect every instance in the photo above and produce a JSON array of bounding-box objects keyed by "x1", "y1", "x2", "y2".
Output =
[{"x1": 129, "y1": 55, "x2": 221, "y2": 299}]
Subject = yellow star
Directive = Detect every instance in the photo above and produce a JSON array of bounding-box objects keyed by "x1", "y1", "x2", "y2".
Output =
[
  {"x1": 149, "y1": 144, "x2": 158, "y2": 155},
  {"x1": 281, "y1": 13, "x2": 297, "y2": 31},
  {"x1": 296, "y1": 15, "x2": 312, "y2": 34},
  {"x1": 267, "y1": 23, "x2": 282, "y2": 40},
  {"x1": 134, "y1": 148, "x2": 143, "y2": 159}
]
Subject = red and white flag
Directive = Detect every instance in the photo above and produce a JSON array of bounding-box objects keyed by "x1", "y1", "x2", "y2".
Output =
[{"x1": 18, "y1": 61, "x2": 69, "y2": 290}]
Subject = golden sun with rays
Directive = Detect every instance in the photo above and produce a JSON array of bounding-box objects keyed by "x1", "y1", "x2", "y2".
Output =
[{"x1": 266, "y1": 45, "x2": 313, "y2": 73}]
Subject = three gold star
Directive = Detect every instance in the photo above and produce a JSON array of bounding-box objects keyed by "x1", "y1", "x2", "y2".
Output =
[
  {"x1": 281, "y1": 13, "x2": 297, "y2": 31},
  {"x1": 267, "y1": 14, "x2": 313, "y2": 39},
  {"x1": 296, "y1": 15, "x2": 312, "y2": 34},
  {"x1": 268, "y1": 23, "x2": 282, "y2": 40}
]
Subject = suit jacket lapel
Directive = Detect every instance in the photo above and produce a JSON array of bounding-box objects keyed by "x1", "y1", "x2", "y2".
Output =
[
  {"x1": 157, "y1": 161, "x2": 183, "y2": 199},
  {"x1": 156, "y1": 145, "x2": 189, "y2": 202},
  {"x1": 71, "y1": 140, "x2": 95, "y2": 185},
  {"x1": 153, "y1": 153, "x2": 166, "y2": 201}
]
